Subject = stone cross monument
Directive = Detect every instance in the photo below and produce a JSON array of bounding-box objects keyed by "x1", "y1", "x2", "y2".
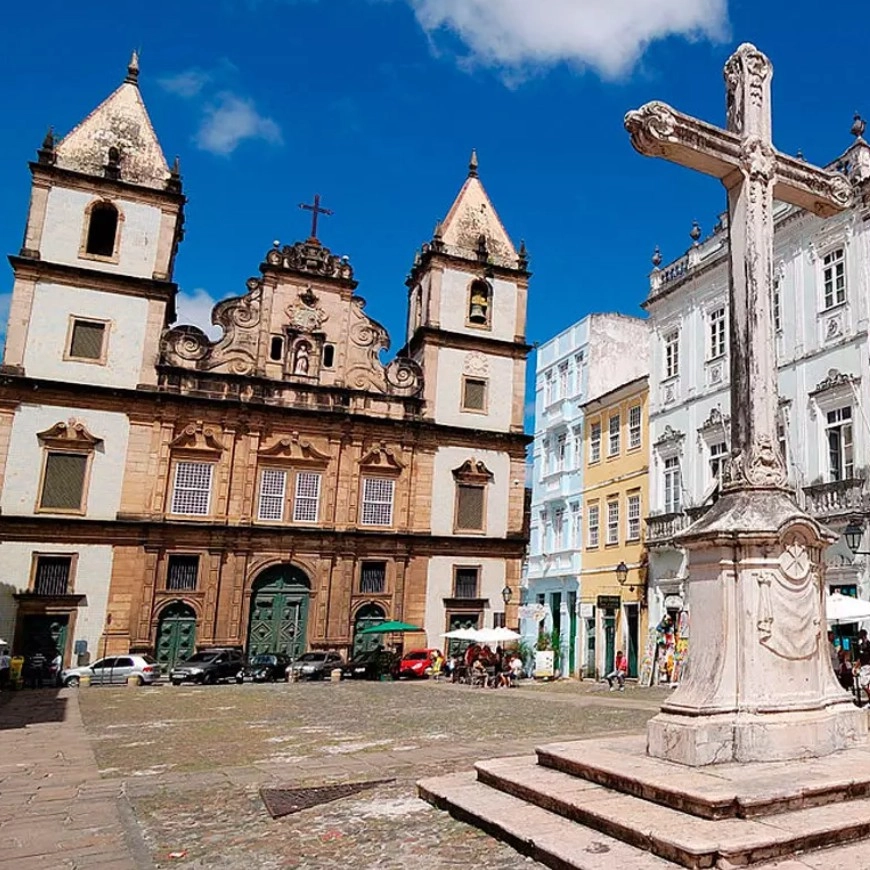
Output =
[{"x1": 625, "y1": 44, "x2": 867, "y2": 765}]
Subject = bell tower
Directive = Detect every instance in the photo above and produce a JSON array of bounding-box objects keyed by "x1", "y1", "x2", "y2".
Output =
[
  {"x1": 1, "y1": 52, "x2": 185, "y2": 389},
  {"x1": 404, "y1": 151, "x2": 530, "y2": 434}
]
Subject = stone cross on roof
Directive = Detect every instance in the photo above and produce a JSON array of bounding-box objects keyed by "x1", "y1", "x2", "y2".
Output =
[{"x1": 625, "y1": 43, "x2": 853, "y2": 491}]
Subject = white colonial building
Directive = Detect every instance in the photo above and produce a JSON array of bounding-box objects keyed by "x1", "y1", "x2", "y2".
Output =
[
  {"x1": 523, "y1": 313, "x2": 649, "y2": 675},
  {"x1": 645, "y1": 124, "x2": 870, "y2": 632}
]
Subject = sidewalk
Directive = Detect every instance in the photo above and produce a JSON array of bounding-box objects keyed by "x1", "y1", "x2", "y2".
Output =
[{"x1": 0, "y1": 688, "x2": 145, "y2": 869}]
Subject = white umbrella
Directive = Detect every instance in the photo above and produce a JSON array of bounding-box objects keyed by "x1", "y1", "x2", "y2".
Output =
[
  {"x1": 489, "y1": 627, "x2": 522, "y2": 643},
  {"x1": 826, "y1": 593, "x2": 870, "y2": 624},
  {"x1": 470, "y1": 628, "x2": 521, "y2": 645},
  {"x1": 441, "y1": 628, "x2": 480, "y2": 640}
]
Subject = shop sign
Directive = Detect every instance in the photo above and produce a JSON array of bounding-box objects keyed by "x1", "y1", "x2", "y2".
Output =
[{"x1": 597, "y1": 595, "x2": 621, "y2": 611}]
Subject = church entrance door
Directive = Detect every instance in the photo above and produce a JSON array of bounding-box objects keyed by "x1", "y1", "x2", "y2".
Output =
[
  {"x1": 352, "y1": 604, "x2": 386, "y2": 657},
  {"x1": 155, "y1": 603, "x2": 197, "y2": 671},
  {"x1": 247, "y1": 565, "x2": 310, "y2": 659}
]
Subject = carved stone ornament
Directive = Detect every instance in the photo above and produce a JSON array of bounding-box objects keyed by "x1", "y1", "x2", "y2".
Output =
[
  {"x1": 740, "y1": 136, "x2": 776, "y2": 184},
  {"x1": 755, "y1": 563, "x2": 821, "y2": 661},
  {"x1": 265, "y1": 239, "x2": 354, "y2": 282},
  {"x1": 812, "y1": 368, "x2": 858, "y2": 395},
  {"x1": 359, "y1": 441, "x2": 405, "y2": 470},
  {"x1": 452, "y1": 458, "x2": 494, "y2": 483},
  {"x1": 654, "y1": 425, "x2": 685, "y2": 448},
  {"x1": 463, "y1": 351, "x2": 490, "y2": 377},
  {"x1": 287, "y1": 286, "x2": 328, "y2": 332},
  {"x1": 385, "y1": 357, "x2": 424, "y2": 398},
  {"x1": 624, "y1": 102, "x2": 677, "y2": 157},
  {"x1": 700, "y1": 407, "x2": 730, "y2": 433},
  {"x1": 258, "y1": 432, "x2": 331, "y2": 462},
  {"x1": 724, "y1": 44, "x2": 772, "y2": 136},
  {"x1": 663, "y1": 383, "x2": 677, "y2": 405},
  {"x1": 36, "y1": 419, "x2": 103, "y2": 449},
  {"x1": 825, "y1": 315, "x2": 843, "y2": 341},
  {"x1": 161, "y1": 277, "x2": 262, "y2": 376},
  {"x1": 170, "y1": 421, "x2": 226, "y2": 452},
  {"x1": 724, "y1": 435, "x2": 787, "y2": 489}
]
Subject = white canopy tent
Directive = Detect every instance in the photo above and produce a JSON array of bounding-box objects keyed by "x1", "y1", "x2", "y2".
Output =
[{"x1": 825, "y1": 593, "x2": 870, "y2": 625}]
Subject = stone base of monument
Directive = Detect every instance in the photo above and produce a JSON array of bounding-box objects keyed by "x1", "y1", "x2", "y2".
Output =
[{"x1": 418, "y1": 734, "x2": 870, "y2": 869}]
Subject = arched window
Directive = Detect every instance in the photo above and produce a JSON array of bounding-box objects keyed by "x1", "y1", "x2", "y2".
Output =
[
  {"x1": 322, "y1": 344, "x2": 335, "y2": 368},
  {"x1": 85, "y1": 201, "x2": 119, "y2": 257},
  {"x1": 468, "y1": 279, "x2": 491, "y2": 326}
]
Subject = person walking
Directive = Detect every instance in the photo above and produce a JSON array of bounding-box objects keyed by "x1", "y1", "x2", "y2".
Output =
[
  {"x1": 605, "y1": 650, "x2": 629, "y2": 692},
  {"x1": 856, "y1": 629, "x2": 870, "y2": 706},
  {"x1": 0, "y1": 646, "x2": 10, "y2": 691},
  {"x1": 28, "y1": 650, "x2": 47, "y2": 689}
]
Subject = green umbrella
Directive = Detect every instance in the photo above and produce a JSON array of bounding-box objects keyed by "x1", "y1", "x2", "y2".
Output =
[{"x1": 358, "y1": 620, "x2": 424, "y2": 635}]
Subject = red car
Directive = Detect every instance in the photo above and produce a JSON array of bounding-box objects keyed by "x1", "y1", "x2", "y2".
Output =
[{"x1": 396, "y1": 648, "x2": 442, "y2": 679}]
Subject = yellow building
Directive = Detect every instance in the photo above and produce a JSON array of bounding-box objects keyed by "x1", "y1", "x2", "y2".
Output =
[{"x1": 580, "y1": 375, "x2": 649, "y2": 680}]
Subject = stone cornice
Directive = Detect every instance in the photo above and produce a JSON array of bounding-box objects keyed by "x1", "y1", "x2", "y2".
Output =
[
  {"x1": 406, "y1": 247, "x2": 530, "y2": 289},
  {"x1": 402, "y1": 326, "x2": 532, "y2": 359}
]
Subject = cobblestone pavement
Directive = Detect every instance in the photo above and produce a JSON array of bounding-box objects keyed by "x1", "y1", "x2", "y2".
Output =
[{"x1": 73, "y1": 679, "x2": 669, "y2": 869}]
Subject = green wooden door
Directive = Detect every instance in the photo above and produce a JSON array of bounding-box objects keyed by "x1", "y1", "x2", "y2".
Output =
[
  {"x1": 567, "y1": 591, "x2": 577, "y2": 676},
  {"x1": 156, "y1": 603, "x2": 197, "y2": 670},
  {"x1": 603, "y1": 611, "x2": 616, "y2": 675},
  {"x1": 247, "y1": 566, "x2": 310, "y2": 658},
  {"x1": 626, "y1": 605, "x2": 639, "y2": 677},
  {"x1": 352, "y1": 604, "x2": 386, "y2": 657}
]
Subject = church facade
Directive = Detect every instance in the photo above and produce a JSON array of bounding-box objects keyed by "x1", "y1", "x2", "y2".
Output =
[{"x1": 0, "y1": 56, "x2": 531, "y2": 669}]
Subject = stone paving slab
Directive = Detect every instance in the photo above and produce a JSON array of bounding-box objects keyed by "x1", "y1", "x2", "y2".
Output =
[
  {"x1": 418, "y1": 770, "x2": 678, "y2": 869},
  {"x1": 0, "y1": 689, "x2": 142, "y2": 870},
  {"x1": 537, "y1": 734, "x2": 870, "y2": 819}
]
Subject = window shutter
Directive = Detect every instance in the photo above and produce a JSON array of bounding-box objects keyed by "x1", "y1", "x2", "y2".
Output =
[
  {"x1": 293, "y1": 471, "x2": 321, "y2": 522},
  {"x1": 69, "y1": 321, "x2": 106, "y2": 360},
  {"x1": 258, "y1": 469, "x2": 287, "y2": 521},
  {"x1": 361, "y1": 478, "x2": 394, "y2": 526},
  {"x1": 456, "y1": 485, "x2": 485, "y2": 531},
  {"x1": 463, "y1": 379, "x2": 487, "y2": 411},
  {"x1": 40, "y1": 453, "x2": 88, "y2": 510},
  {"x1": 171, "y1": 462, "x2": 213, "y2": 516}
]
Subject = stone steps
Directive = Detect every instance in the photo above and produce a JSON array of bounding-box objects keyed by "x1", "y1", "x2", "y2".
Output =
[
  {"x1": 417, "y1": 770, "x2": 677, "y2": 870},
  {"x1": 418, "y1": 742, "x2": 870, "y2": 870}
]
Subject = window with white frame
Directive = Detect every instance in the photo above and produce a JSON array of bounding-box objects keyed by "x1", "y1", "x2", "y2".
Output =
[
  {"x1": 558, "y1": 362, "x2": 569, "y2": 399},
  {"x1": 629, "y1": 404, "x2": 642, "y2": 449},
  {"x1": 627, "y1": 493, "x2": 641, "y2": 541},
  {"x1": 553, "y1": 508, "x2": 565, "y2": 550},
  {"x1": 587, "y1": 504, "x2": 599, "y2": 548},
  {"x1": 606, "y1": 500, "x2": 619, "y2": 545},
  {"x1": 608, "y1": 414, "x2": 620, "y2": 456},
  {"x1": 708, "y1": 307, "x2": 727, "y2": 359},
  {"x1": 171, "y1": 461, "x2": 213, "y2": 516},
  {"x1": 664, "y1": 456, "x2": 682, "y2": 514},
  {"x1": 293, "y1": 471, "x2": 322, "y2": 522},
  {"x1": 664, "y1": 330, "x2": 680, "y2": 379},
  {"x1": 361, "y1": 477, "x2": 395, "y2": 526},
  {"x1": 258, "y1": 468, "x2": 287, "y2": 521},
  {"x1": 574, "y1": 353, "x2": 584, "y2": 393},
  {"x1": 571, "y1": 502, "x2": 581, "y2": 548},
  {"x1": 590, "y1": 422, "x2": 601, "y2": 464},
  {"x1": 710, "y1": 441, "x2": 728, "y2": 483},
  {"x1": 556, "y1": 433, "x2": 567, "y2": 471},
  {"x1": 827, "y1": 406, "x2": 853, "y2": 482},
  {"x1": 777, "y1": 419, "x2": 788, "y2": 470},
  {"x1": 823, "y1": 248, "x2": 846, "y2": 309},
  {"x1": 545, "y1": 370, "x2": 555, "y2": 405},
  {"x1": 773, "y1": 278, "x2": 782, "y2": 332},
  {"x1": 573, "y1": 427, "x2": 582, "y2": 468}
]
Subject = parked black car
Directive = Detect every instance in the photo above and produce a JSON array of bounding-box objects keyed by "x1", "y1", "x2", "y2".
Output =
[
  {"x1": 236, "y1": 653, "x2": 290, "y2": 683},
  {"x1": 341, "y1": 649, "x2": 399, "y2": 681},
  {"x1": 169, "y1": 648, "x2": 244, "y2": 685},
  {"x1": 287, "y1": 651, "x2": 344, "y2": 681}
]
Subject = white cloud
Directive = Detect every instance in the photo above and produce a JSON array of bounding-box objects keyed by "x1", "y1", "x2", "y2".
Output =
[
  {"x1": 407, "y1": 0, "x2": 729, "y2": 79},
  {"x1": 159, "y1": 68, "x2": 212, "y2": 98},
  {"x1": 195, "y1": 92, "x2": 283, "y2": 156},
  {"x1": 174, "y1": 288, "x2": 223, "y2": 339}
]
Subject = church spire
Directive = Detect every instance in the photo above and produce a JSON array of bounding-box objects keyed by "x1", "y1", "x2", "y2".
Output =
[
  {"x1": 468, "y1": 149, "x2": 479, "y2": 178},
  {"x1": 125, "y1": 50, "x2": 140, "y2": 86}
]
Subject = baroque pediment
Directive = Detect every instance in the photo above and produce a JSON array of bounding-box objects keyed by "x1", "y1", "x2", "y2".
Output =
[
  {"x1": 171, "y1": 421, "x2": 226, "y2": 452},
  {"x1": 258, "y1": 432, "x2": 331, "y2": 462},
  {"x1": 699, "y1": 407, "x2": 730, "y2": 434},
  {"x1": 811, "y1": 368, "x2": 859, "y2": 396},
  {"x1": 37, "y1": 419, "x2": 103, "y2": 449},
  {"x1": 265, "y1": 239, "x2": 355, "y2": 283},
  {"x1": 359, "y1": 441, "x2": 405, "y2": 470},
  {"x1": 161, "y1": 277, "x2": 263, "y2": 376},
  {"x1": 654, "y1": 425, "x2": 685, "y2": 448},
  {"x1": 452, "y1": 458, "x2": 494, "y2": 483}
]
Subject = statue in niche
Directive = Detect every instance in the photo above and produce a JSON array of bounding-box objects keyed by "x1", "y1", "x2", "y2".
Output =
[{"x1": 293, "y1": 341, "x2": 311, "y2": 376}]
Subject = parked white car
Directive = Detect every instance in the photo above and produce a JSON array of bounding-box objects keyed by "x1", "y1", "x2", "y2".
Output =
[{"x1": 61, "y1": 654, "x2": 160, "y2": 687}]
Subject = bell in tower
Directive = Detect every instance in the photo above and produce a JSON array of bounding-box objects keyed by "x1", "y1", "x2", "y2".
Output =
[{"x1": 468, "y1": 278, "x2": 491, "y2": 325}]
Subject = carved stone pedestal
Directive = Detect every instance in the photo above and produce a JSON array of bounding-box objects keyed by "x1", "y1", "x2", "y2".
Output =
[{"x1": 647, "y1": 489, "x2": 867, "y2": 767}]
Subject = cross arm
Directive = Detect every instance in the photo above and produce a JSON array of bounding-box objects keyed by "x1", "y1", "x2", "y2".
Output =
[{"x1": 625, "y1": 101, "x2": 854, "y2": 216}]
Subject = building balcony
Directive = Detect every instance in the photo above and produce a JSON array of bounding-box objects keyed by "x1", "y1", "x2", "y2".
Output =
[
  {"x1": 645, "y1": 506, "x2": 710, "y2": 547},
  {"x1": 802, "y1": 478, "x2": 868, "y2": 521}
]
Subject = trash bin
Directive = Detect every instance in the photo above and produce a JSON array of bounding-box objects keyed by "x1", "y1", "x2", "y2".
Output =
[{"x1": 330, "y1": 668, "x2": 342, "y2": 683}]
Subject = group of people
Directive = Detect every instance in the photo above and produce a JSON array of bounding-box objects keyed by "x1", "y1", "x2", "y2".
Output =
[
  {"x1": 445, "y1": 643, "x2": 524, "y2": 687},
  {"x1": 0, "y1": 647, "x2": 63, "y2": 690},
  {"x1": 829, "y1": 628, "x2": 870, "y2": 703}
]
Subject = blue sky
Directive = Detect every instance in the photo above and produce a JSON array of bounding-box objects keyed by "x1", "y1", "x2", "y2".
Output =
[{"x1": 0, "y1": 0, "x2": 867, "y2": 412}]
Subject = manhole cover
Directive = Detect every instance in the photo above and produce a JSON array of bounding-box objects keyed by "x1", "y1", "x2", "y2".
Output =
[{"x1": 260, "y1": 779, "x2": 395, "y2": 819}]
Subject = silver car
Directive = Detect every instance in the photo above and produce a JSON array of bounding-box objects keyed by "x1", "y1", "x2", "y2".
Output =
[{"x1": 61, "y1": 654, "x2": 159, "y2": 687}]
